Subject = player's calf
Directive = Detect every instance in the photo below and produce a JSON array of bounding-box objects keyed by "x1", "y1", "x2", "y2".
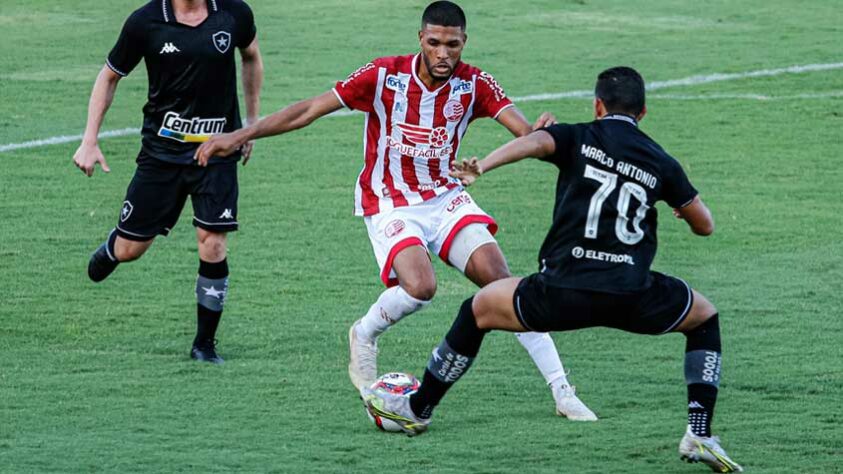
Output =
[
  {"x1": 409, "y1": 297, "x2": 487, "y2": 420},
  {"x1": 349, "y1": 286, "x2": 431, "y2": 390},
  {"x1": 88, "y1": 230, "x2": 152, "y2": 282},
  {"x1": 88, "y1": 229, "x2": 120, "y2": 282},
  {"x1": 192, "y1": 258, "x2": 229, "y2": 364}
]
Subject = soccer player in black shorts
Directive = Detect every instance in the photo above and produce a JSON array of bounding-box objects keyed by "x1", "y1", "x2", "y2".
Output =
[
  {"x1": 72, "y1": 0, "x2": 263, "y2": 364},
  {"x1": 365, "y1": 67, "x2": 743, "y2": 472}
]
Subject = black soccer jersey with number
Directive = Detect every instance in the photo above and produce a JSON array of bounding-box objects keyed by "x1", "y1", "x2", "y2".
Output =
[
  {"x1": 536, "y1": 115, "x2": 698, "y2": 294},
  {"x1": 106, "y1": 0, "x2": 256, "y2": 165}
]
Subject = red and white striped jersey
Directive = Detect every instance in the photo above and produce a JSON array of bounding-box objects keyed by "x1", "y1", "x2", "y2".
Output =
[{"x1": 333, "y1": 54, "x2": 514, "y2": 216}]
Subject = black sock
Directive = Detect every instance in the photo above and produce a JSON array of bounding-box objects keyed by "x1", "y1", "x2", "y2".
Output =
[
  {"x1": 684, "y1": 314, "x2": 722, "y2": 437},
  {"x1": 194, "y1": 259, "x2": 229, "y2": 346},
  {"x1": 409, "y1": 297, "x2": 487, "y2": 419}
]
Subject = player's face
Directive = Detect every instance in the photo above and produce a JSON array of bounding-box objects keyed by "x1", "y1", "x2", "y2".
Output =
[{"x1": 418, "y1": 24, "x2": 466, "y2": 81}]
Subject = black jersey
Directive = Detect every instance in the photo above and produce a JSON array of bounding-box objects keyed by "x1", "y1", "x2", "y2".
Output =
[
  {"x1": 536, "y1": 115, "x2": 698, "y2": 294},
  {"x1": 106, "y1": 0, "x2": 256, "y2": 165}
]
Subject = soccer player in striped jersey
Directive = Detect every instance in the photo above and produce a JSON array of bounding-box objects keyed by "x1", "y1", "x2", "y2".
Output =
[{"x1": 195, "y1": 1, "x2": 595, "y2": 420}]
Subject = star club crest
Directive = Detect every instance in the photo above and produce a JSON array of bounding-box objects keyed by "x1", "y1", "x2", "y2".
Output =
[
  {"x1": 212, "y1": 31, "x2": 231, "y2": 54},
  {"x1": 120, "y1": 201, "x2": 133, "y2": 223}
]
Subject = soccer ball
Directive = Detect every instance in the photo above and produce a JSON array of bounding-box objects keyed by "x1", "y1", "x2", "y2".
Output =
[{"x1": 366, "y1": 372, "x2": 420, "y2": 432}]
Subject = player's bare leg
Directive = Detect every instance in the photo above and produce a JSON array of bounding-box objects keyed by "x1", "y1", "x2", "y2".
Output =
[
  {"x1": 674, "y1": 290, "x2": 743, "y2": 472},
  {"x1": 191, "y1": 228, "x2": 229, "y2": 364},
  {"x1": 459, "y1": 229, "x2": 596, "y2": 421},
  {"x1": 87, "y1": 231, "x2": 154, "y2": 282},
  {"x1": 349, "y1": 245, "x2": 433, "y2": 391}
]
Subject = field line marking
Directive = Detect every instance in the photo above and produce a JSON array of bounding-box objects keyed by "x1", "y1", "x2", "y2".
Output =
[{"x1": 2, "y1": 62, "x2": 841, "y2": 153}]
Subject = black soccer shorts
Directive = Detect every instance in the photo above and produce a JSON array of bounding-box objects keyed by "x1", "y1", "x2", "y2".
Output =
[
  {"x1": 115, "y1": 150, "x2": 239, "y2": 241},
  {"x1": 513, "y1": 271, "x2": 694, "y2": 335}
]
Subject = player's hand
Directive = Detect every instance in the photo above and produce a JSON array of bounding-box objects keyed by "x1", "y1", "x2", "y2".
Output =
[
  {"x1": 449, "y1": 157, "x2": 483, "y2": 186},
  {"x1": 532, "y1": 112, "x2": 557, "y2": 130},
  {"x1": 72, "y1": 142, "x2": 111, "y2": 177},
  {"x1": 194, "y1": 132, "x2": 242, "y2": 167},
  {"x1": 241, "y1": 140, "x2": 255, "y2": 165},
  {"x1": 673, "y1": 208, "x2": 684, "y2": 219}
]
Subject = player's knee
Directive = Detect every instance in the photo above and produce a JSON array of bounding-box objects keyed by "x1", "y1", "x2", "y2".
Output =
[
  {"x1": 471, "y1": 292, "x2": 497, "y2": 330},
  {"x1": 114, "y1": 240, "x2": 149, "y2": 262},
  {"x1": 693, "y1": 291, "x2": 718, "y2": 320},
  {"x1": 402, "y1": 279, "x2": 437, "y2": 301},
  {"x1": 198, "y1": 232, "x2": 227, "y2": 261}
]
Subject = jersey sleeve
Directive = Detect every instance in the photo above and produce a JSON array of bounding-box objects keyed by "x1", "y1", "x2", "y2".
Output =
[
  {"x1": 474, "y1": 71, "x2": 514, "y2": 119},
  {"x1": 106, "y1": 13, "x2": 145, "y2": 77},
  {"x1": 661, "y1": 158, "x2": 699, "y2": 208},
  {"x1": 231, "y1": 0, "x2": 257, "y2": 48},
  {"x1": 537, "y1": 124, "x2": 578, "y2": 167},
  {"x1": 333, "y1": 62, "x2": 379, "y2": 113}
]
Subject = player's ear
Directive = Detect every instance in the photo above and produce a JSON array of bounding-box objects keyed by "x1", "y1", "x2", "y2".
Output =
[
  {"x1": 462, "y1": 32, "x2": 468, "y2": 45},
  {"x1": 637, "y1": 105, "x2": 647, "y2": 122},
  {"x1": 593, "y1": 98, "x2": 606, "y2": 119}
]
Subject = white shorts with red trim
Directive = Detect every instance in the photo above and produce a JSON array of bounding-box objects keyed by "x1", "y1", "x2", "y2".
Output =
[{"x1": 364, "y1": 188, "x2": 498, "y2": 287}]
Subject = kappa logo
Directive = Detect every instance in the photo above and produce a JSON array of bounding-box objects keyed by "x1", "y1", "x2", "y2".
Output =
[
  {"x1": 120, "y1": 201, "x2": 133, "y2": 222},
  {"x1": 395, "y1": 122, "x2": 450, "y2": 148},
  {"x1": 212, "y1": 31, "x2": 231, "y2": 54},
  {"x1": 443, "y1": 99, "x2": 464, "y2": 122},
  {"x1": 219, "y1": 209, "x2": 234, "y2": 220},
  {"x1": 384, "y1": 219, "x2": 406, "y2": 238},
  {"x1": 159, "y1": 42, "x2": 180, "y2": 54}
]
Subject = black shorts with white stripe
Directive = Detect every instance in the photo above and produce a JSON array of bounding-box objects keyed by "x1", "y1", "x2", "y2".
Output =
[
  {"x1": 513, "y1": 271, "x2": 693, "y2": 335},
  {"x1": 115, "y1": 150, "x2": 238, "y2": 242}
]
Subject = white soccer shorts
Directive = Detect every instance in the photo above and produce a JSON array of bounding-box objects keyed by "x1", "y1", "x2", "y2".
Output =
[{"x1": 364, "y1": 188, "x2": 498, "y2": 287}]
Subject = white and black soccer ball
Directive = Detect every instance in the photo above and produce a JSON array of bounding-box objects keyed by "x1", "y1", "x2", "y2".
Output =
[{"x1": 366, "y1": 372, "x2": 420, "y2": 432}]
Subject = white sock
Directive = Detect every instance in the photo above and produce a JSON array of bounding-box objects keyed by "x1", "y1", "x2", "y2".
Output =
[
  {"x1": 515, "y1": 332, "x2": 569, "y2": 387},
  {"x1": 357, "y1": 286, "x2": 430, "y2": 341}
]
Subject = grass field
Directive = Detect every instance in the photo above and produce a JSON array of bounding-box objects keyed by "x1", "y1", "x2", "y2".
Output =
[{"x1": 2, "y1": 0, "x2": 842, "y2": 472}]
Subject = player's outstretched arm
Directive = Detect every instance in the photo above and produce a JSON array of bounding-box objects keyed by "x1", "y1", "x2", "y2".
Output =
[
  {"x1": 450, "y1": 130, "x2": 556, "y2": 186},
  {"x1": 238, "y1": 38, "x2": 264, "y2": 164},
  {"x1": 495, "y1": 107, "x2": 558, "y2": 138},
  {"x1": 194, "y1": 91, "x2": 343, "y2": 166},
  {"x1": 674, "y1": 196, "x2": 715, "y2": 236},
  {"x1": 72, "y1": 65, "x2": 122, "y2": 177}
]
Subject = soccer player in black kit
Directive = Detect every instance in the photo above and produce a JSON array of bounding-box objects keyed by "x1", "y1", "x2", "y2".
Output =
[
  {"x1": 366, "y1": 67, "x2": 743, "y2": 472},
  {"x1": 72, "y1": 0, "x2": 263, "y2": 364}
]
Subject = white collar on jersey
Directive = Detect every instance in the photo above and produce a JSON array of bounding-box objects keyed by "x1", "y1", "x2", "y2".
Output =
[
  {"x1": 601, "y1": 113, "x2": 638, "y2": 127},
  {"x1": 411, "y1": 53, "x2": 455, "y2": 94},
  {"x1": 162, "y1": 0, "x2": 218, "y2": 23}
]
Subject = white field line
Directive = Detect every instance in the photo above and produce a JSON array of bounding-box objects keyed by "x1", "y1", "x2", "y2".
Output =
[{"x1": 2, "y1": 62, "x2": 841, "y2": 154}]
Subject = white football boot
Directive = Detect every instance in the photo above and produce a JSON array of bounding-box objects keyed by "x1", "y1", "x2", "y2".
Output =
[
  {"x1": 348, "y1": 320, "x2": 378, "y2": 392},
  {"x1": 363, "y1": 389, "x2": 430, "y2": 436},
  {"x1": 552, "y1": 384, "x2": 598, "y2": 421},
  {"x1": 679, "y1": 426, "x2": 744, "y2": 472}
]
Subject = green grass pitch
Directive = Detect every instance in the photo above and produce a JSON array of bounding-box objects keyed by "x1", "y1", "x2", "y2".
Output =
[{"x1": 1, "y1": 0, "x2": 841, "y2": 472}]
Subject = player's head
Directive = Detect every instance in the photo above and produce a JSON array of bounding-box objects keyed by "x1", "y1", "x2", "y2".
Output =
[
  {"x1": 419, "y1": 1, "x2": 467, "y2": 81},
  {"x1": 594, "y1": 66, "x2": 647, "y2": 121}
]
